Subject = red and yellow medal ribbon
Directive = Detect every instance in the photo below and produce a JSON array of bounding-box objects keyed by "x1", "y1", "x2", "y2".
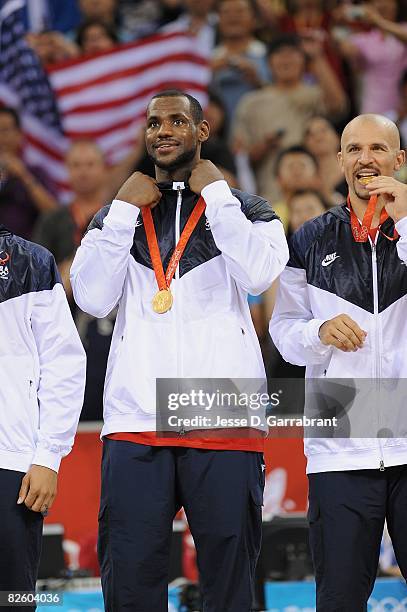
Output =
[
  {"x1": 347, "y1": 195, "x2": 399, "y2": 242},
  {"x1": 141, "y1": 196, "x2": 206, "y2": 312}
]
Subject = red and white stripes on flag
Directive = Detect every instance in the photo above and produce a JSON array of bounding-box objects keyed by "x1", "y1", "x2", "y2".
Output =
[
  {"x1": 48, "y1": 32, "x2": 210, "y2": 168},
  {"x1": 1, "y1": 28, "x2": 210, "y2": 201},
  {"x1": 46, "y1": 32, "x2": 210, "y2": 199}
]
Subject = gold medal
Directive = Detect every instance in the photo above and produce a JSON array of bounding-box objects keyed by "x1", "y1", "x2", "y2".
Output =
[
  {"x1": 142, "y1": 196, "x2": 206, "y2": 315},
  {"x1": 152, "y1": 288, "x2": 173, "y2": 314},
  {"x1": 359, "y1": 176, "x2": 374, "y2": 185}
]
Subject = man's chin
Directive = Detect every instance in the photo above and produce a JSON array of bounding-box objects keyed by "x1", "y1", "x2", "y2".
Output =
[
  {"x1": 153, "y1": 156, "x2": 180, "y2": 170},
  {"x1": 353, "y1": 184, "x2": 371, "y2": 200},
  {"x1": 148, "y1": 147, "x2": 197, "y2": 172}
]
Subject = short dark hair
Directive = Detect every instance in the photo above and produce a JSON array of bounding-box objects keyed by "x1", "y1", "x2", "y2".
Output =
[
  {"x1": 304, "y1": 115, "x2": 338, "y2": 139},
  {"x1": 148, "y1": 90, "x2": 204, "y2": 124},
  {"x1": 275, "y1": 145, "x2": 318, "y2": 176},
  {"x1": 75, "y1": 18, "x2": 119, "y2": 49},
  {"x1": 0, "y1": 106, "x2": 20, "y2": 129},
  {"x1": 267, "y1": 34, "x2": 302, "y2": 58},
  {"x1": 288, "y1": 188, "x2": 330, "y2": 211}
]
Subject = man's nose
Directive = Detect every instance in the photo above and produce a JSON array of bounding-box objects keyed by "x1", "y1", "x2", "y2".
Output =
[
  {"x1": 157, "y1": 120, "x2": 172, "y2": 136},
  {"x1": 358, "y1": 147, "x2": 374, "y2": 164}
]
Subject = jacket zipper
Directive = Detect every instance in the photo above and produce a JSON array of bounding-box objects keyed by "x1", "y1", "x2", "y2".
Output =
[
  {"x1": 371, "y1": 241, "x2": 384, "y2": 470},
  {"x1": 175, "y1": 186, "x2": 184, "y2": 435},
  {"x1": 175, "y1": 187, "x2": 182, "y2": 278}
]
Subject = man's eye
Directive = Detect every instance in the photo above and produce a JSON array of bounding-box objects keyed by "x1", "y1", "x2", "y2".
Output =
[
  {"x1": 148, "y1": 122, "x2": 158, "y2": 128},
  {"x1": 174, "y1": 119, "x2": 184, "y2": 125}
]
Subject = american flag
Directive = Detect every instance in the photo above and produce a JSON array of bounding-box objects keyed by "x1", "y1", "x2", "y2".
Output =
[
  {"x1": 0, "y1": 0, "x2": 69, "y2": 197},
  {"x1": 0, "y1": 0, "x2": 210, "y2": 201}
]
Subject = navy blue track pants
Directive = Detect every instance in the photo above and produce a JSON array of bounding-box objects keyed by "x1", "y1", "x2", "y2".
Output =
[
  {"x1": 0, "y1": 468, "x2": 43, "y2": 612},
  {"x1": 98, "y1": 438, "x2": 265, "y2": 612},
  {"x1": 308, "y1": 466, "x2": 407, "y2": 611}
]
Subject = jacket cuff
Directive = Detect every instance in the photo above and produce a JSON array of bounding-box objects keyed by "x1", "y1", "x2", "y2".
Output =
[
  {"x1": 395, "y1": 216, "x2": 407, "y2": 236},
  {"x1": 303, "y1": 319, "x2": 332, "y2": 355},
  {"x1": 201, "y1": 180, "x2": 237, "y2": 219},
  {"x1": 104, "y1": 199, "x2": 140, "y2": 228},
  {"x1": 32, "y1": 448, "x2": 62, "y2": 473}
]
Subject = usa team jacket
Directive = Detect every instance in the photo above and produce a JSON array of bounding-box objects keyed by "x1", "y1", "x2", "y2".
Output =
[
  {"x1": 70, "y1": 180, "x2": 288, "y2": 437},
  {"x1": 270, "y1": 204, "x2": 407, "y2": 473},
  {"x1": 0, "y1": 225, "x2": 86, "y2": 473}
]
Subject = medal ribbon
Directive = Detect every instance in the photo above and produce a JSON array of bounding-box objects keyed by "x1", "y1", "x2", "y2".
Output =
[
  {"x1": 141, "y1": 196, "x2": 206, "y2": 291},
  {"x1": 347, "y1": 195, "x2": 399, "y2": 242}
]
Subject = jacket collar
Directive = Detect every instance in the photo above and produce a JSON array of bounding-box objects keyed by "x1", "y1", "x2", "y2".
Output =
[
  {"x1": 157, "y1": 181, "x2": 192, "y2": 192},
  {"x1": 331, "y1": 203, "x2": 396, "y2": 234}
]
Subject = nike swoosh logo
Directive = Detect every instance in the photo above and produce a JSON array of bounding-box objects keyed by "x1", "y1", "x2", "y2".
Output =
[
  {"x1": 135, "y1": 220, "x2": 143, "y2": 228},
  {"x1": 321, "y1": 255, "x2": 340, "y2": 267}
]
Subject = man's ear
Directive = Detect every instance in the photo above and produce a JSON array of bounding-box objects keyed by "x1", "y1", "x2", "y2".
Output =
[
  {"x1": 198, "y1": 120, "x2": 210, "y2": 143},
  {"x1": 395, "y1": 149, "x2": 406, "y2": 171},
  {"x1": 337, "y1": 151, "x2": 344, "y2": 173}
]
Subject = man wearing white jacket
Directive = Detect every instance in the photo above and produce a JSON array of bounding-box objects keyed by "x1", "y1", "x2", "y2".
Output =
[
  {"x1": 0, "y1": 225, "x2": 86, "y2": 607},
  {"x1": 71, "y1": 90, "x2": 288, "y2": 611},
  {"x1": 270, "y1": 114, "x2": 407, "y2": 610}
]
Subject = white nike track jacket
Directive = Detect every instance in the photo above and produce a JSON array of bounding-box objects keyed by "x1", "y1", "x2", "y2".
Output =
[
  {"x1": 71, "y1": 180, "x2": 288, "y2": 437},
  {"x1": 0, "y1": 226, "x2": 86, "y2": 473},
  {"x1": 270, "y1": 205, "x2": 407, "y2": 473}
]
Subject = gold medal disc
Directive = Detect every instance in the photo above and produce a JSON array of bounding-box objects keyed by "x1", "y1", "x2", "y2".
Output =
[
  {"x1": 359, "y1": 176, "x2": 374, "y2": 185},
  {"x1": 152, "y1": 289, "x2": 173, "y2": 314}
]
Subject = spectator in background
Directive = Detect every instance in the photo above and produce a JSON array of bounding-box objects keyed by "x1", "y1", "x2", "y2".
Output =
[
  {"x1": 34, "y1": 139, "x2": 108, "y2": 300},
  {"x1": 77, "y1": 0, "x2": 117, "y2": 26},
  {"x1": 76, "y1": 19, "x2": 118, "y2": 55},
  {"x1": 72, "y1": 0, "x2": 132, "y2": 43},
  {"x1": 0, "y1": 107, "x2": 57, "y2": 240},
  {"x1": 386, "y1": 69, "x2": 407, "y2": 148},
  {"x1": 335, "y1": 0, "x2": 407, "y2": 114},
  {"x1": 211, "y1": 0, "x2": 269, "y2": 136},
  {"x1": 271, "y1": 145, "x2": 321, "y2": 231},
  {"x1": 233, "y1": 34, "x2": 347, "y2": 203},
  {"x1": 277, "y1": 0, "x2": 345, "y2": 83},
  {"x1": 203, "y1": 88, "x2": 238, "y2": 185},
  {"x1": 255, "y1": 145, "x2": 321, "y2": 356},
  {"x1": 162, "y1": 0, "x2": 218, "y2": 56},
  {"x1": 25, "y1": 30, "x2": 79, "y2": 65},
  {"x1": 287, "y1": 188, "x2": 328, "y2": 236},
  {"x1": 34, "y1": 139, "x2": 114, "y2": 422},
  {"x1": 120, "y1": 0, "x2": 184, "y2": 39},
  {"x1": 304, "y1": 115, "x2": 347, "y2": 201}
]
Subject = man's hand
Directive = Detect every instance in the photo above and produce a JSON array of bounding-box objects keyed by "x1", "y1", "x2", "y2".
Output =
[
  {"x1": 368, "y1": 176, "x2": 407, "y2": 223},
  {"x1": 189, "y1": 160, "x2": 224, "y2": 194},
  {"x1": 358, "y1": 4, "x2": 385, "y2": 27},
  {"x1": 17, "y1": 465, "x2": 58, "y2": 514},
  {"x1": 229, "y1": 56, "x2": 262, "y2": 85},
  {"x1": 0, "y1": 153, "x2": 29, "y2": 181},
  {"x1": 115, "y1": 171, "x2": 162, "y2": 208},
  {"x1": 301, "y1": 34, "x2": 324, "y2": 61},
  {"x1": 319, "y1": 314, "x2": 367, "y2": 352}
]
